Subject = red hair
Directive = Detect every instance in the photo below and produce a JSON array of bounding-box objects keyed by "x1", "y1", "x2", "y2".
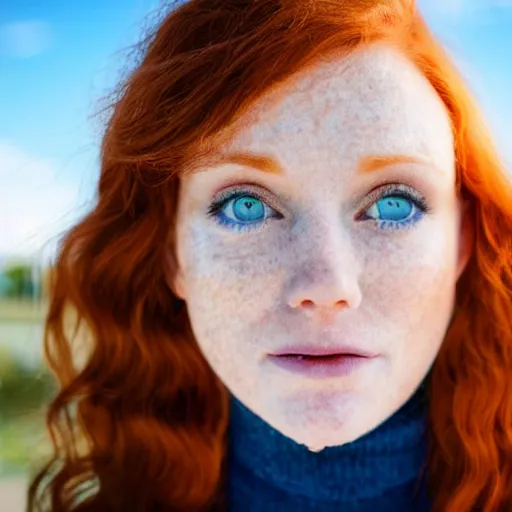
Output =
[{"x1": 28, "y1": 0, "x2": 512, "y2": 510}]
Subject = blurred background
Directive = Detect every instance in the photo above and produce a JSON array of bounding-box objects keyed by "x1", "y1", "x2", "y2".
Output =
[{"x1": 0, "y1": 0, "x2": 511, "y2": 509}]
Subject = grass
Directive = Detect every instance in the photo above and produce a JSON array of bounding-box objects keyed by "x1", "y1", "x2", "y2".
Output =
[
  {"x1": 0, "y1": 298, "x2": 90, "y2": 481},
  {"x1": 0, "y1": 387, "x2": 54, "y2": 479},
  {"x1": 0, "y1": 298, "x2": 52, "y2": 478},
  {"x1": 0, "y1": 413, "x2": 50, "y2": 477}
]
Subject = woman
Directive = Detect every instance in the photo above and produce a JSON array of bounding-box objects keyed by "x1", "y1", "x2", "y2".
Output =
[{"x1": 28, "y1": 0, "x2": 512, "y2": 510}]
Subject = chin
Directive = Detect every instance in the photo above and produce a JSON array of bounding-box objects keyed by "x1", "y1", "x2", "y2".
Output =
[{"x1": 266, "y1": 389, "x2": 381, "y2": 451}]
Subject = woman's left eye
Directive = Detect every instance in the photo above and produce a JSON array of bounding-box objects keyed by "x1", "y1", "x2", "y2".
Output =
[{"x1": 360, "y1": 186, "x2": 430, "y2": 231}]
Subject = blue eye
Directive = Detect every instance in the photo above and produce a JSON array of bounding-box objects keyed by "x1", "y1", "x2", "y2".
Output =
[
  {"x1": 207, "y1": 191, "x2": 279, "y2": 231},
  {"x1": 362, "y1": 190, "x2": 428, "y2": 231}
]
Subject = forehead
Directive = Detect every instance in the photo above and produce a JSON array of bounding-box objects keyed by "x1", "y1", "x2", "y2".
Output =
[{"x1": 221, "y1": 44, "x2": 455, "y2": 175}]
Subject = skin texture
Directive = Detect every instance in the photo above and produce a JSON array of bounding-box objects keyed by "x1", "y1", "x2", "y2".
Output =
[{"x1": 173, "y1": 44, "x2": 471, "y2": 451}]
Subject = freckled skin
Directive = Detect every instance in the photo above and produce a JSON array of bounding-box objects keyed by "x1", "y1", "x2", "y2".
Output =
[{"x1": 173, "y1": 44, "x2": 468, "y2": 451}]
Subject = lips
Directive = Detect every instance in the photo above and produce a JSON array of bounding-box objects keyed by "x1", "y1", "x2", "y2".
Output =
[
  {"x1": 266, "y1": 341, "x2": 380, "y2": 379},
  {"x1": 267, "y1": 349, "x2": 377, "y2": 379}
]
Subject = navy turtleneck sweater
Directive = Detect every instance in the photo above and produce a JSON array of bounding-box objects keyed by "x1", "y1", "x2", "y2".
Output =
[{"x1": 227, "y1": 383, "x2": 431, "y2": 511}]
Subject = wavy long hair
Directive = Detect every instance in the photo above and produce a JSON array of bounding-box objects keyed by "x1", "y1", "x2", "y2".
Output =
[{"x1": 27, "y1": 0, "x2": 512, "y2": 510}]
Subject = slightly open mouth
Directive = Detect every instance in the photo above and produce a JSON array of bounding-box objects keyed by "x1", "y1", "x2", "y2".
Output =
[{"x1": 276, "y1": 354, "x2": 365, "y2": 360}]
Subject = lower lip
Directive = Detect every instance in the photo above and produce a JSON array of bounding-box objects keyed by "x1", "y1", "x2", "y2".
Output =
[{"x1": 268, "y1": 354, "x2": 375, "y2": 378}]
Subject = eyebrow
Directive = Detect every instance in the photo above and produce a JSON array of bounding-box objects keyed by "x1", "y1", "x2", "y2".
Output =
[
  {"x1": 204, "y1": 151, "x2": 442, "y2": 175},
  {"x1": 358, "y1": 154, "x2": 443, "y2": 174},
  {"x1": 206, "y1": 152, "x2": 283, "y2": 174}
]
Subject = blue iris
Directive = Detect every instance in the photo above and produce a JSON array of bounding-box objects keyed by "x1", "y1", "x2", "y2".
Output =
[
  {"x1": 212, "y1": 194, "x2": 271, "y2": 230},
  {"x1": 232, "y1": 196, "x2": 265, "y2": 222},
  {"x1": 375, "y1": 196, "x2": 413, "y2": 221}
]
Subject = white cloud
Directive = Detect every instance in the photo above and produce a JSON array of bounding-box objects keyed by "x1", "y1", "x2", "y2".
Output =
[
  {"x1": 0, "y1": 141, "x2": 86, "y2": 260},
  {"x1": 0, "y1": 21, "x2": 53, "y2": 59}
]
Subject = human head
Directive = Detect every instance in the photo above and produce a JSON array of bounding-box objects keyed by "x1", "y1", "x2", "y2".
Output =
[
  {"x1": 29, "y1": 1, "x2": 512, "y2": 511},
  {"x1": 172, "y1": 43, "x2": 471, "y2": 452}
]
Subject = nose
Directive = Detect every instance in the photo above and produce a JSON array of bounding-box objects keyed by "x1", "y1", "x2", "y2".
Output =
[
  {"x1": 285, "y1": 227, "x2": 362, "y2": 321},
  {"x1": 287, "y1": 265, "x2": 362, "y2": 319}
]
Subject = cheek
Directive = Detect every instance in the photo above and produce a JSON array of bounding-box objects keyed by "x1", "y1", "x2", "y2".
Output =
[
  {"x1": 361, "y1": 221, "x2": 459, "y2": 338},
  {"x1": 177, "y1": 226, "x2": 287, "y2": 346},
  {"x1": 177, "y1": 229, "x2": 283, "y2": 402}
]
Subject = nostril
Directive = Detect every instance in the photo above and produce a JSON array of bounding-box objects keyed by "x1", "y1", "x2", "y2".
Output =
[{"x1": 299, "y1": 299, "x2": 348, "y2": 310}]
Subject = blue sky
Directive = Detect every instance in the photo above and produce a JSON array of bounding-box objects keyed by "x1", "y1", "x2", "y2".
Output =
[{"x1": 1, "y1": 0, "x2": 511, "y2": 259}]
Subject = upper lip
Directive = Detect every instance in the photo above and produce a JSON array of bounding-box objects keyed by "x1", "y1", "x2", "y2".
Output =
[{"x1": 270, "y1": 345, "x2": 379, "y2": 358}]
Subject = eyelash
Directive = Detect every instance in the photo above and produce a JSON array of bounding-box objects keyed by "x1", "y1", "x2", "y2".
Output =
[{"x1": 206, "y1": 182, "x2": 431, "y2": 233}]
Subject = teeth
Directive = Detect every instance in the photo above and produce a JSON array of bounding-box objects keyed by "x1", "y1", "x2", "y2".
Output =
[{"x1": 296, "y1": 355, "x2": 303, "y2": 360}]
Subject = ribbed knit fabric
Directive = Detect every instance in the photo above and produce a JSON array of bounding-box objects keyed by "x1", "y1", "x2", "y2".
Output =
[{"x1": 227, "y1": 383, "x2": 431, "y2": 511}]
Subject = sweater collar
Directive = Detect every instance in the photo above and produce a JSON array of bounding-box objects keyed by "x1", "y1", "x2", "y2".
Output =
[{"x1": 228, "y1": 381, "x2": 429, "y2": 503}]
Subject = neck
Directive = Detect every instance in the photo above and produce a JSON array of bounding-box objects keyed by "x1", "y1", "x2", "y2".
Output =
[{"x1": 228, "y1": 382, "x2": 429, "y2": 504}]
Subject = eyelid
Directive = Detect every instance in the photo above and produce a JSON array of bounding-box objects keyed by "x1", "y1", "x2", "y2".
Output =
[
  {"x1": 356, "y1": 182, "x2": 428, "y2": 214},
  {"x1": 211, "y1": 182, "x2": 288, "y2": 215}
]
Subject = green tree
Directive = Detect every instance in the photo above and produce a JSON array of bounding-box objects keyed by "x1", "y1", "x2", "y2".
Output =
[{"x1": 2, "y1": 263, "x2": 35, "y2": 299}]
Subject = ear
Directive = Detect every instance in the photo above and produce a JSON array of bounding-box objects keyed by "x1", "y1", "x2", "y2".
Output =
[
  {"x1": 165, "y1": 251, "x2": 187, "y2": 300},
  {"x1": 456, "y1": 199, "x2": 473, "y2": 280},
  {"x1": 172, "y1": 269, "x2": 186, "y2": 300}
]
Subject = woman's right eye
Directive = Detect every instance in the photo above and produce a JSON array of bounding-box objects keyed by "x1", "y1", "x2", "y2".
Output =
[{"x1": 207, "y1": 191, "x2": 280, "y2": 232}]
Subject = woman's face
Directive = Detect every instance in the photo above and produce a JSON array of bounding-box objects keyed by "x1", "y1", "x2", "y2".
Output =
[{"x1": 173, "y1": 44, "x2": 470, "y2": 451}]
